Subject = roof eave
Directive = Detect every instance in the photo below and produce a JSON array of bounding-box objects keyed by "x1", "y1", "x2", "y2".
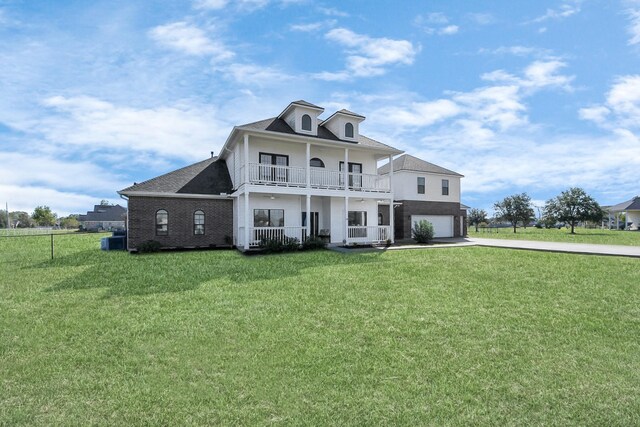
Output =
[{"x1": 277, "y1": 101, "x2": 325, "y2": 119}]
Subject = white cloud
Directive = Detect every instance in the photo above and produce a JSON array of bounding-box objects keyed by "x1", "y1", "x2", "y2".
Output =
[
  {"x1": 38, "y1": 96, "x2": 231, "y2": 161},
  {"x1": 627, "y1": 9, "x2": 640, "y2": 45},
  {"x1": 479, "y1": 45, "x2": 552, "y2": 57},
  {"x1": 371, "y1": 99, "x2": 461, "y2": 127},
  {"x1": 290, "y1": 20, "x2": 335, "y2": 32},
  {"x1": 321, "y1": 28, "x2": 419, "y2": 79},
  {"x1": 466, "y1": 12, "x2": 494, "y2": 25},
  {"x1": 482, "y1": 60, "x2": 574, "y2": 92},
  {"x1": 531, "y1": 2, "x2": 582, "y2": 23},
  {"x1": 221, "y1": 63, "x2": 294, "y2": 86},
  {"x1": 193, "y1": 0, "x2": 228, "y2": 10},
  {"x1": 439, "y1": 25, "x2": 459, "y2": 35},
  {"x1": 581, "y1": 75, "x2": 640, "y2": 129},
  {"x1": 317, "y1": 6, "x2": 349, "y2": 17},
  {"x1": 149, "y1": 21, "x2": 234, "y2": 60}
]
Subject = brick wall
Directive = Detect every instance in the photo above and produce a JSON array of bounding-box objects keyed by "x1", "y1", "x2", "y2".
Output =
[
  {"x1": 127, "y1": 196, "x2": 233, "y2": 250},
  {"x1": 393, "y1": 200, "x2": 467, "y2": 239}
]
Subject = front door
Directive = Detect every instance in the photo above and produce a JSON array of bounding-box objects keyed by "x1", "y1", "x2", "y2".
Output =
[{"x1": 302, "y1": 212, "x2": 319, "y2": 237}]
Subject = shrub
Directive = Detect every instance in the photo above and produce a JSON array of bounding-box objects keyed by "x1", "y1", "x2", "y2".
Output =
[
  {"x1": 138, "y1": 240, "x2": 162, "y2": 253},
  {"x1": 302, "y1": 236, "x2": 327, "y2": 251},
  {"x1": 259, "y1": 237, "x2": 300, "y2": 253},
  {"x1": 412, "y1": 220, "x2": 434, "y2": 244}
]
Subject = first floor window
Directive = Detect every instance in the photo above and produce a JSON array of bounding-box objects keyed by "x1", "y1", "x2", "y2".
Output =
[
  {"x1": 156, "y1": 209, "x2": 168, "y2": 236},
  {"x1": 442, "y1": 179, "x2": 449, "y2": 196},
  {"x1": 348, "y1": 211, "x2": 367, "y2": 226},
  {"x1": 417, "y1": 177, "x2": 425, "y2": 194},
  {"x1": 194, "y1": 210, "x2": 205, "y2": 235},
  {"x1": 254, "y1": 209, "x2": 284, "y2": 227}
]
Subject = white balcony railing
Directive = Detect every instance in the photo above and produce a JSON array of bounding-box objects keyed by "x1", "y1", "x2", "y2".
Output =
[
  {"x1": 245, "y1": 163, "x2": 390, "y2": 192},
  {"x1": 348, "y1": 225, "x2": 391, "y2": 243}
]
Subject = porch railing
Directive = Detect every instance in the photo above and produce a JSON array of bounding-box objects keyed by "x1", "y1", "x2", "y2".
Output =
[
  {"x1": 245, "y1": 163, "x2": 390, "y2": 192},
  {"x1": 347, "y1": 225, "x2": 391, "y2": 243},
  {"x1": 250, "y1": 226, "x2": 308, "y2": 247}
]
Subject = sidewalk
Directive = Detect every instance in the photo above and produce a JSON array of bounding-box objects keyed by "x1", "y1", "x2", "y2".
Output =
[{"x1": 467, "y1": 237, "x2": 640, "y2": 258}]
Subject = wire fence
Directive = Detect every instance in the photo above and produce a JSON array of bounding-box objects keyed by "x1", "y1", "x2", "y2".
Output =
[{"x1": 0, "y1": 231, "x2": 112, "y2": 262}]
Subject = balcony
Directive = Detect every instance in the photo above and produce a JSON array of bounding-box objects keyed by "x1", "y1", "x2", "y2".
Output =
[{"x1": 242, "y1": 163, "x2": 390, "y2": 192}]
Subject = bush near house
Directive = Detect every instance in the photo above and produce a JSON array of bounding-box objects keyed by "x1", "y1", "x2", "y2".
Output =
[{"x1": 412, "y1": 220, "x2": 435, "y2": 243}]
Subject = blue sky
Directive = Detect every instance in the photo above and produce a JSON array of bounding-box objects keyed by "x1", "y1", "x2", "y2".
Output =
[{"x1": 1, "y1": 0, "x2": 639, "y2": 215}]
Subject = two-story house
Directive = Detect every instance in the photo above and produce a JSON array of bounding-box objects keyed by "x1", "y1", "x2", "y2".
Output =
[
  {"x1": 378, "y1": 154, "x2": 467, "y2": 239},
  {"x1": 119, "y1": 100, "x2": 403, "y2": 251}
]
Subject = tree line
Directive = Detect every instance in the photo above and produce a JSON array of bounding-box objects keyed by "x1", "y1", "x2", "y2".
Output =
[
  {"x1": 468, "y1": 187, "x2": 606, "y2": 234},
  {"x1": 0, "y1": 206, "x2": 80, "y2": 229}
]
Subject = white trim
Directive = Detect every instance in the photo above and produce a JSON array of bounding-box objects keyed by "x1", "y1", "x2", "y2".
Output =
[{"x1": 118, "y1": 191, "x2": 231, "y2": 199}]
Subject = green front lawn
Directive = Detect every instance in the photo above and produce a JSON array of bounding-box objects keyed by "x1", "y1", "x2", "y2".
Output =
[
  {"x1": 468, "y1": 226, "x2": 640, "y2": 246},
  {"x1": 1, "y1": 234, "x2": 639, "y2": 425}
]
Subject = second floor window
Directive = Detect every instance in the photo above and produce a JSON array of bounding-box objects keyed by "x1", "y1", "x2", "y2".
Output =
[
  {"x1": 310, "y1": 157, "x2": 325, "y2": 168},
  {"x1": 442, "y1": 179, "x2": 449, "y2": 196},
  {"x1": 417, "y1": 177, "x2": 425, "y2": 194},
  {"x1": 339, "y1": 162, "x2": 363, "y2": 188},
  {"x1": 301, "y1": 114, "x2": 312, "y2": 131},
  {"x1": 156, "y1": 209, "x2": 168, "y2": 236},
  {"x1": 194, "y1": 210, "x2": 205, "y2": 235},
  {"x1": 345, "y1": 122, "x2": 354, "y2": 138}
]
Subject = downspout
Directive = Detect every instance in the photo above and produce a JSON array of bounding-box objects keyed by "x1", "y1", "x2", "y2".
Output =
[{"x1": 119, "y1": 193, "x2": 130, "y2": 250}]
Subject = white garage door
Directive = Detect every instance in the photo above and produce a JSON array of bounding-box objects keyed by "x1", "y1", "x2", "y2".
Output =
[{"x1": 411, "y1": 215, "x2": 454, "y2": 238}]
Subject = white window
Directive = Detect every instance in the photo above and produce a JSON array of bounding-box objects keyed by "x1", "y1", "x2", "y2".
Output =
[
  {"x1": 345, "y1": 122, "x2": 354, "y2": 138},
  {"x1": 194, "y1": 210, "x2": 205, "y2": 235}
]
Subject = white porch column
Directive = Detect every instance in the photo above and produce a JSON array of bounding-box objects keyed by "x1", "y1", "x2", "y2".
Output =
[
  {"x1": 306, "y1": 143, "x2": 311, "y2": 188},
  {"x1": 344, "y1": 148, "x2": 349, "y2": 243},
  {"x1": 388, "y1": 155, "x2": 395, "y2": 243},
  {"x1": 306, "y1": 194, "x2": 311, "y2": 241},
  {"x1": 243, "y1": 134, "x2": 250, "y2": 250},
  {"x1": 244, "y1": 191, "x2": 250, "y2": 250},
  {"x1": 243, "y1": 134, "x2": 249, "y2": 184}
]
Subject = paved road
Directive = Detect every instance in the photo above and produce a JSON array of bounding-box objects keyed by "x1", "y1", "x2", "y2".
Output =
[{"x1": 467, "y1": 237, "x2": 640, "y2": 258}]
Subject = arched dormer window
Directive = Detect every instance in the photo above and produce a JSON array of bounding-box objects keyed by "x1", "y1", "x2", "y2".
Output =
[
  {"x1": 345, "y1": 122, "x2": 354, "y2": 138},
  {"x1": 310, "y1": 157, "x2": 325, "y2": 168},
  {"x1": 194, "y1": 210, "x2": 205, "y2": 235},
  {"x1": 301, "y1": 114, "x2": 312, "y2": 131},
  {"x1": 156, "y1": 209, "x2": 168, "y2": 236}
]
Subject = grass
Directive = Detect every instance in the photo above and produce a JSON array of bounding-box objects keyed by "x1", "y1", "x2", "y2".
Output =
[
  {"x1": 1, "y1": 233, "x2": 639, "y2": 425},
  {"x1": 468, "y1": 226, "x2": 640, "y2": 246}
]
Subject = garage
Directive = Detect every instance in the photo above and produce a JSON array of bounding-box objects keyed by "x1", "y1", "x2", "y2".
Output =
[{"x1": 411, "y1": 215, "x2": 454, "y2": 238}]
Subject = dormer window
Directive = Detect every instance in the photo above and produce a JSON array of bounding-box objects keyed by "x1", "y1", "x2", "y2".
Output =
[
  {"x1": 345, "y1": 122, "x2": 354, "y2": 138},
  {"x1": 301, "y1": 114, "x2": 312, "y2": 131}
]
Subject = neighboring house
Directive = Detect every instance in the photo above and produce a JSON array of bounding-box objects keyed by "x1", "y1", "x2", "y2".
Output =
[
  {"x1": 607, "y1": 196, "x2": 640, "y2": 230},
  {"x1": 378, "y1": 154, "x2": 467, "y2": 238},
  {"x1": 78, "y1": 204, "x2": 127, "y2": 231},
  {"x1": 118, "y1": 100, "x2": 465, "y2": 251}
]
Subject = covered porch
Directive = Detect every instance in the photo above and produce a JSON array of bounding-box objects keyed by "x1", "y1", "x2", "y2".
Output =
[
  {"x1": 607, "y1": 196, "x2": 640, "y2": 230},
  {"x1": 235, "y1": 192, "x2": 393, "y2": 249}
]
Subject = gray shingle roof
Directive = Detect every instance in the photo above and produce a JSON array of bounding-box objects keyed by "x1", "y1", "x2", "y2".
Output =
[
  {"x1": 609, "y1": 196, "x2": 640, "y2": 212},
  {"x1": 119, "y1": 157, "x2": 233, "y2": 195},
  {"x1": 378, "y1": 154, "x2": 463, "y2": 176},
  {"x1": 291, "y1": 100, "x2": 324, "y2": 110},
  {"x1": 79, "y1": 204, "x2": 127, "y2": 222},
  {"x1": 237, "y1": 117, "x2": 400, "y2": 151}
]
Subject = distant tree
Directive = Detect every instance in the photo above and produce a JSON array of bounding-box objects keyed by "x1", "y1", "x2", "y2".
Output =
[
  {"x1": 468, "y1": 208, "x2": 488, "y2": 232},
  {"x1": 544, "y1": 187, "x2": 605, "y2": 234},
  {"x1": 11, "y1": 211, "x2": 33, "y2": 228},
  {"x1": 32, "y1": 206, "x2": 57, "y2": 227},
  {"x1": 100, "y1": 199, "x2": 112, "y2": 206},
  {"x1": 494, "y1": 193, "x2": 535, "y2": 233},
  {"x1": 60, "y1": 215, "x2": 80, "y2": 229},
  {"x1": 0, "y1": 209, "x2": 7, "y2": 228}
]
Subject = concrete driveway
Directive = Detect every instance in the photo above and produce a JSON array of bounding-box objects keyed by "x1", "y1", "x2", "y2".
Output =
[{"x1": 466, "y1": 237, "x2": 640, "y2": 258}]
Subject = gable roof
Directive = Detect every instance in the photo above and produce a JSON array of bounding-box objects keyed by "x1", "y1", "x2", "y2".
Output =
[
  {"x1": 320, "y1": 108, "x2": 366, "y2": 125},
  {"x1": 277, "y1": 100, "x2": 325, "y2": 119},
  {"x1": 79, "y1": 204, "x2": 126, "y2": 222},
  {"x1": 609, "y1": 196, "x2": 640, "y2": 212},
  {"x1": 378, "y1": 154, "x2": 463, "y2": 177},
  {"x1": 236, "y1": 117, "x2": 400, "y2": 152},
  {"x1": 119, "y1": 157, "x2": 233, "y2": 196}
]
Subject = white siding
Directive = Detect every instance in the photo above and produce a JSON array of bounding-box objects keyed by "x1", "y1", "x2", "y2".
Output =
[{"x1": 393, "y1": 170, "x2": 461, "y2": 203}]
